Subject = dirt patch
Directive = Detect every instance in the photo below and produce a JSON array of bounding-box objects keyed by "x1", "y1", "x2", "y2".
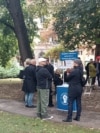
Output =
[
  {"x1": 82, "y1": 88, "x2": 100, "y2": 112},
  {"x1": 0, "y1": 81, "x2": 100, "y2": 112},
  {"x1": 0, "y1": 82, "x2": 24, "y2": 101}
]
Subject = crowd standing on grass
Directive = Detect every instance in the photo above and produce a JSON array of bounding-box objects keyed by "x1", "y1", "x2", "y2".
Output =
[{"x1": 19, "y1": 57, "x2": 100, "y2": 122}]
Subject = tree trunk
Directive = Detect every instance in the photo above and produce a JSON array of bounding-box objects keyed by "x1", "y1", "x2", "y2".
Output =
[
  {"x1": 95, "y1": 44, "x2": 100, "y2": 58},
  {"x1": 5, "y1": 0, "x2": 33, "y2": 64}
]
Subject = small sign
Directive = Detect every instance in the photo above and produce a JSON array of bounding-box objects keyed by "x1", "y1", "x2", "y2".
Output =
[{"x1": 60, "y1": 52, "x2": 78, "y2": 61}]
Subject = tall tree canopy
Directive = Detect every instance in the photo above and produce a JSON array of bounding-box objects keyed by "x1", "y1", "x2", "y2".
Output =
[
  {"x1": 0, "y1": 0, "x2": 37, "y2": 66},
  {"x1": 54, "y1": 0, "x2": 100, "y2": 56}
]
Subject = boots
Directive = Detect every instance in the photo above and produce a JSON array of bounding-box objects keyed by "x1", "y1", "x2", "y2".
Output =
[{"x1": 73, "y1": 117, "x2": 80, "y2": 121}]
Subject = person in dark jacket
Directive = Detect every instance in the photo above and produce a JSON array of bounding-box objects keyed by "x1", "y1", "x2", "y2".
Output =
[
  {"x1": 53, "y1": 69, "x2": 63, "y2": 94},
  {"x1": 64, "y1": 68, "x2": 72, "y2": 83},
  {"x1": 18, "y1": 58, "x2": 31, "y2": 79},
  {"x1": 96, "y1": 59, "x2": 100, "y2": 86},
  {"x1": 45, "y1": 58, "x2": 54, "y2": 107},
  {"x1": 22, "y1": 59, "x2": 37, "y2": 108},
  {"x1": 63, "y1": 59, "x2": 83, "y2": 122},
  {"x1": 36, "y1": 58, "x2": 53, "y2": 120}
]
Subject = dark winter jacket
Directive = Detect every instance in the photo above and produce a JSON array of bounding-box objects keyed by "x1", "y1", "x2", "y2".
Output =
[
  {"x1": 66, "y1": 66, "x2": 83, "y2": 97},
  {"x1": 36, "y1": 66, "x2": 52, "y2": 89},
  {"x1": 53, "y1": 73, "x2": 63, "y2": 87},
  {"x1": 45, "y1": 63, "x2": 54, "y2": 78},
  {"x1": 22, "y1": 64, "x2": 37, "y2": 93}
]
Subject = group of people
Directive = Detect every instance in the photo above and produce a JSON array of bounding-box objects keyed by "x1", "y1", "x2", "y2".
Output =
[
  {"x1": 85, "y1": 59, "x2": 100, "y2": 88},
  {"x1": 19, "y1": 57, "x2": 86, "y2": 122},
  {"x1": 20, "y1": 57, "x2": 55, "y2": 120}
]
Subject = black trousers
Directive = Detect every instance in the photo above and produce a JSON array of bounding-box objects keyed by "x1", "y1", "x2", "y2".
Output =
[
  {"x1": 67, "y1": 95, "x2": 82, "y2": 120},
  {"x1": 91, "y1": 77, "x2": 96, "y2": 85},
  {"x1": 97, "y1": 73, "x2": 100, "y2": 86},
  {"x1": 48, "y1": 85, "x2": 53, "y2": 106}
]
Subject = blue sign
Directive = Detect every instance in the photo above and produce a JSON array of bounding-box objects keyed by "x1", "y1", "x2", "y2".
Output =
[
  {"x1": 60, "y1": 52, "x2": 78, "y2": 61},
  {"x1": 57, "y1": 86, "x2": 77, "y2": 112}
]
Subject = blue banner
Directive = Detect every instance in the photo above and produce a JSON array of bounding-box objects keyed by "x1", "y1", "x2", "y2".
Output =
[{"x1": 60, "y1": 52, "x2": 78, "y2": 61}]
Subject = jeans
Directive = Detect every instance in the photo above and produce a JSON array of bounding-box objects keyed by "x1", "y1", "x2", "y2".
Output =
[{"x1": 25, "y1": 93, "x2": 34, "y2": 106}]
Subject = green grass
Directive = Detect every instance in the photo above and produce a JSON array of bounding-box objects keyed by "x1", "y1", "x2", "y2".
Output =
[{"x1": 0, "y1": 111, "x2": 99, "y2": 133}]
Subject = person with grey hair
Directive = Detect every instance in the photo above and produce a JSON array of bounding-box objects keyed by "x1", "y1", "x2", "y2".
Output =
[
  {"x1": 62, "y1": 59, "x2": 83, "y2": 122},
  {"x1": 22, "y1": 59, "x2": 37, "y2": 108}
]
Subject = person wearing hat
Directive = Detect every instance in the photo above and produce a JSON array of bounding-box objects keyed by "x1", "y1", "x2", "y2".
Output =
[
  {"x1": 36, "y1": 58, "x2": 53, "y2": 120},
  {"x1": 62, "y1": 59, "x2": 83, "y2": 122}
]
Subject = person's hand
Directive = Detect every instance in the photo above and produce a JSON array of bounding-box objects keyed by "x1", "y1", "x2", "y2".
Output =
[{"x1": 67, "y1": 72, "x2": 70, "y2": 75}]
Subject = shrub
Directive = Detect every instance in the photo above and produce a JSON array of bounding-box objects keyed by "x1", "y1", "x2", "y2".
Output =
[{"x1": 0, "y1": 65, "x2": 22, "y2": 79}]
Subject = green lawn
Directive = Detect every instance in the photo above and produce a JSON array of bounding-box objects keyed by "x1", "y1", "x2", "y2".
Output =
[{"x1": 0, "y1": 111, "x2": 99, "y2": 133}]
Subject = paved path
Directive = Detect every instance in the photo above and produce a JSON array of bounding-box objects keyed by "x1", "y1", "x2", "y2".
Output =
[{"x1": 0, "y1": 99, "x2": 100, "y2": 129}]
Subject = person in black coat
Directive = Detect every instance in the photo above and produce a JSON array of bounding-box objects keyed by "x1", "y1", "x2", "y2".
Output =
[
  {"x1": 22, "y1": 59, "x2": 37, "y2": 108},
  {"x1": 53, "y1": 69, "x2": 63, "y2": 94},
  {"x1": 45, "y1": 58, "x2": 54, "y2": 107},
  {"x1": 18, "y1": 58, "x2": 31, "y2": 79},
  {"x1": 63, "y1": 59, "x2": 83, "y2": 122},
  {"x1": 96, "y1": 59, "x2": 100, "y2": 86}
]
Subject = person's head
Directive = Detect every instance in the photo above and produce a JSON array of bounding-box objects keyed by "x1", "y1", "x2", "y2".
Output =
[
  {"x1": 30, "y1": 59, "x2": 36, "y2": 65},
  {"x1": 90, "y1": 59, "x2": 93, "y2": 63},
  {"x1": 73, "y1": 59, "x2": 82, "y2": 67},
  {"x1": 55, "y1": 69, "x2": 61, "y2": 74},
  {"x1": 24, "y1": 58, "x2": 31, "y2": 67},
  {"x1": 38, "y1": 58, "x2": 47, "y2": 66},
  {"x1": 66, "y1": 68, "x2": 72, "y2": 73}
]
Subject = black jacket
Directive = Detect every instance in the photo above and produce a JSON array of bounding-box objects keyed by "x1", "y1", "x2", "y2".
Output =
[
  {"x1": 66, "y1": 66, "x2": 83, "y2": 97},
  {"x1": 36, "y1": 66, "x2": 52, "y2": 89},
  {"x1": 53, "y1": 73, "x2": 63, "y2": 87},
  {"x1": 22, "y1": 64, "x2": 37, "y2": 93},
  {"x1": 45, "y1": 63, "x2": 54, "y2": 78}
]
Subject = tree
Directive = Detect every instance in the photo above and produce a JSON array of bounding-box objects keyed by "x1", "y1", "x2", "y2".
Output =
[
  {"x1": 0, "y1": 0, "x2": 36, "y2": 66},
  {"x1": 0, "y1": 0, "x2": 38, "y2": 66},
  {"x1": 4, "y1": 0, "x2": 33, "y2": 64},
  {"x1": 45, "y1": 45, "x2": 65, "y2": 60},
  {"x1": 54, "y1": 0, "x2": 100, "y2": 56},
  {"x1": 0, "y1": 33, "x2": 17, "y2": 67}
]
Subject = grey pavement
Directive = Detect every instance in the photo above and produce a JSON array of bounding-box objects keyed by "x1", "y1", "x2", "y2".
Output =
[{"x1": 0, "y1": 99, "x2": 100, "y2": 129}]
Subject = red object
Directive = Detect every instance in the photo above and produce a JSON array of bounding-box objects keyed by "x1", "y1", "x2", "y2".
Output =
[{"x1": 96, "y1": 56, "x2": 100, "y2": 60}]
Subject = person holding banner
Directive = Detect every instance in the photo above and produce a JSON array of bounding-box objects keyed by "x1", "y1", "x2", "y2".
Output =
[{"x1": 62, "y1": 59, "x2": 83, "y2": 122}]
